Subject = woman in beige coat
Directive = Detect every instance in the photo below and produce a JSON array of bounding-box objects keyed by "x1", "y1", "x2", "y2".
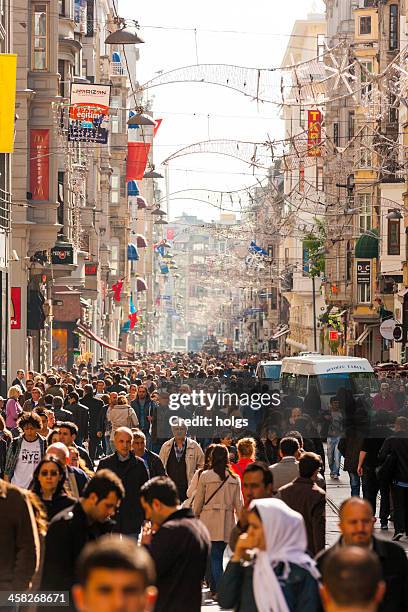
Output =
[{"x1": 193, "y1": 443, "x2": 243, "y2": 597}]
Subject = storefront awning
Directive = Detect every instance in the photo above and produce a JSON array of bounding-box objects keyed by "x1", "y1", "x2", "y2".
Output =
[
  {"x1": 355, "y1": 229, "x2": 379, "y2": 258},
  {"x1": 77, "y1": 323, "x2": 133, "y2": 357},
  {"x1": 127, "y1": 243, "x2": 139, "y2": 261},
  {"x1": 136, "y1": 234, "x2": 148, "y2": 248},
  {"x1": 136, "y1": 277, "x2": 148, "y2": 292},
  {"x1": 127, "y1": 180, "x2": 140, "y2": 197},
  {"x1": 355, "y1": 324, "x2": 379, "y2": 346},
  {"x1": 271, "y1": 326, "x2": 290, "y2": 340},
  {"x1": 286, "y1": 338, "x2": 307, "y2": 351}
]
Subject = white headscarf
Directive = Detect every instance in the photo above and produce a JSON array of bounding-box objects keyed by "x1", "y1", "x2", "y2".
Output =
[{"x1": 249, "y1": 498, "x2": 320, "y2": 612}]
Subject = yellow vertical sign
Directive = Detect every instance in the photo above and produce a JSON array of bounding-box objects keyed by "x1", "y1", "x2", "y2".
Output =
[{"x1": 0, "y1": 54, "x2": 17, "y2": 153}]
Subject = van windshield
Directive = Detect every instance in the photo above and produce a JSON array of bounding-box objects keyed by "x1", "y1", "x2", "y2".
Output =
[
  {"x1": 317, "y1": 372, "x2": 379, "y2": 395},
  {"x1": 262, "y1": 365, "x2": 282, "y2": 380}
]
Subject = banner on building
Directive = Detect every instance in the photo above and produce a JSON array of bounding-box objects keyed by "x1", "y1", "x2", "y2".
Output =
[
  {"x1": 0, "y1": 54, "x2": 17, "y2": 153},
  {"x1": 357, "y1": 260, "x2": 371, "y2": 284},
  {"x1": 10, "y1": 287, "x2": 21, "y2": 329},
  {"x1": 166, "y1": 228, "x2": 175, "y2": 240},
  {"x1": 68, "y1": 83, "x2": 111, "y2": 144},
  {"x1": 126, "y1": 142, "x2": 151, "y2": 180},
  {"x1": 30, "y1": 129, "x2": 50, "y2": 200},
  {"x1": 307, "y1": 110, "x2": 322, "y2": 157}
]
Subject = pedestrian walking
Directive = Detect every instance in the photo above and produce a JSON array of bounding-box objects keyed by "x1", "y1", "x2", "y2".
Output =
[
  {"x1": 73, "y1": 535, "x2": 157, "y2": 612},
  {"x1": 81, "y1": 384, "x2": 104, "y2": 460},
  {"x1": 67, "y1": 391, "x2": 89, "y2": 446},
  {"x1": 218, "y1": 498, "x2": 321, "y2": 612},
  {"x1": 4, "y1": 412, "x2": 46, "y2": 487},
  {"x1": 159, "y1": 419, "x2": 204, "y2": 502},
  {"x1": 5, "y1": 385, "x2": 23, "y2": 435},
  {"x1": 326, "y1": 396, "x2": 343, "y2": 479},
  {"x1": 29, "y1": 456, "x2": 75, "y2": 520},
  {"x1": 97, "y1": 427, "x2": 148, "y2": 537},
  {"x1": 320, "y1": 547, "x2": 385, "y2": 612},
  {"x1": 140, "y1": 476, "x2": 210, "y2": 612},
  {"x1": 231, "y1": 437, "x2": 256, "y2": 487},
  {"x1": 277, "y1": 452, "x2": 326, "y2": 556},
  {"x1": 193, "y1": 443, "x2": 243, "y2": 596},
  {"x1": 40, "y1": 470, "x2": 124, "y2": 603},
  {"x1": 316, "y1": 497, "x2": 408, "y2": 612},
  {"x1": 270, "y1": 436, "x2": 301, "y2": 493},
  {"x1": 132, "y1": 429, "x2": 166, "y2": 478}
]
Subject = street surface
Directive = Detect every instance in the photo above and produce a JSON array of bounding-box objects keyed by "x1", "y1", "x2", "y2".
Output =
[{"x1": 201, "y1": 460, "x2": 408, "y2": 611}]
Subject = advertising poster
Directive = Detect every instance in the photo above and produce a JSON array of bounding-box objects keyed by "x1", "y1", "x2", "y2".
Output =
[
  {"x1": 307, "y1": 110, "x2": 322, "y2": 157},
  {"x1": 52, "y1": 328, "x2": 68, "y2": 368},
  {"x1": 68, "y1": 83, "x2": 111, "y2": 144},
  {"x1": 10, "y1": 287, "x2": 21, "y2": 329}
]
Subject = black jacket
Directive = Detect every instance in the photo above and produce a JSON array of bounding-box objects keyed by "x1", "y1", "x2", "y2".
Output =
[
  {"x1": 146, "y1": 508, "x2": 210, "y2": 612},
  {"x1": 69, "y1": 402, "x2": 89, "y2": 443},
  {"x1": 97, "y1": 452, "x2": 148, "y2": 534},
  {"x1": 145, "y1": 449, "x2": 166, "y2": 477},
  {"x1": 131, "y1": 398, "x2": 157, "y2": 434},
  {"x1": 379, "y1": 433, "x2": 408, "y2": 482},
  {"x1": 81, "y1": 393, "x2": 104, "y2": 435},
  {"x1": 53, "y1": 406, "x2": 73, "y2": 422},
  {"x1": 316, "y1": 536, "x2": 408, "y2": 612},
  {"x1": 75, "y1": 443, "x2": 94, "y2": 471},
  {"x1": 40, "y1": 502, "x2": 113, "y2": 596},
  {"x1": 41, "y1": 493, "x2": 76, "y2": 521}
]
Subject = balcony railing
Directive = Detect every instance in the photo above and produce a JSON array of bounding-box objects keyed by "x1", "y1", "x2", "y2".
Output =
[{"x1": 110, "y1": 62, "x2": 125, "y2": 77}]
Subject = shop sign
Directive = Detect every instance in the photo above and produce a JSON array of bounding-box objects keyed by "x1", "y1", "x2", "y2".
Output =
[
  {"x1": 308, "y1": 110, "x2": 322, "y2": 157},
  {"x1": 329, "y1": 330, "x2": 339, "y2": 342},
  {"x1": 85, "y1": 262, "x2": 98, "y2": 276},
  {"x1": 356, "y1": 260, "x2": 371, "y2": 284},
  {"x1": 10, "y1": 287, "x2": 21, "y2": 329},
  {"x1": 51, "y1": 245, "x2": 74, "y2": 265},
  {"x1": 69, "y1": 83, "x2": 111, "y2": 144},
  {"x1": 30, "y1": 129, "x2": 49, "y2": 200}
]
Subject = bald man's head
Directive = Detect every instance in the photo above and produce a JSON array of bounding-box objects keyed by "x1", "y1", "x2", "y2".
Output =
[
  {"x1": 46, "y1": 442, "x2": 69, "y2": 467},
  {"x1": 339, "y1": 497, "x2": 375, "y2": 547}
]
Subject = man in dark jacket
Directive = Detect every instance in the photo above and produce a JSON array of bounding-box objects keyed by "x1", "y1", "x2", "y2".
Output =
[
  {"x1": 131, "y1": 385, "x2": 157, "y2": 449},
  {"x1": 378, "y1": 416, "x2": 408, "y2": 540},
  {"x1": 52, "y1": 395, "x2": 73, "y2": 422},
  {"x1": 132, "y1": 429, "x2": 166, "y2": 478},
  {"x1": 67, "y1": 391, "x2": 89, "y2": 446},
  {"x1": 81, "y1": 384, "x2": 104, "y2": 460},
  {"x1": 140, "y1": 477, "x2": 210, "y2": 612},
  {"x1": 0, "y1": 479, "x2": 40, "y2": 590},
  {"x1": 316, "y1": 497, "x2": 408, "y2": 612},
  {"x1": 58, "y1": 421, "x2": 94, "y2": 471},
  {"x1": 278, "y1": 452, "x2": 325, "y2": 556},
  {"x1": 97, "y1": 427, "x2": 149, "y2": 536},
  {"x1": 40, "y1": 470, "x2": 124, "y2": 606}
]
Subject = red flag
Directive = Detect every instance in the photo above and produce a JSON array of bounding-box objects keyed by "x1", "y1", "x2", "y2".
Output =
[
  {"x1": 154, "y1": 119, "x2": 163, "y2": 137},
  {"x1": 112, "y1": 280, "x2": 123, "y2": 302},
  {"x1": 129, "y1": 312, "x2": 138, "y2": 329},
  {"x1": 126, "y1": 142, "x2": 151, "y2": 181}
]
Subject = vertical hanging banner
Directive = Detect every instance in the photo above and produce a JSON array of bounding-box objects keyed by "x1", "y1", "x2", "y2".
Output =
[
  {"x1": 10, "y1": 287, "x2": 21, "y2": 329},
  {"x1": 153, "y1": 118, "x2": 163, "y2": 137},
  {"x1": 0, "y1": 54, "x2": 17, "y2": 153},
  {"x1": 68, "y1": 83, "x2": 111, "y2": 143},
  {"x1": 30, "y1": 129, "x2": 50, "y2": 200},
  {"x1": 74, "y1": 0, "x2": 87, "y2": 33},
  {"x1": 307, "y1": 110, "x2": 322, "y2": 157},
  {"x1": 126, "y1": 142, "x2": 151, "y2": 180}
]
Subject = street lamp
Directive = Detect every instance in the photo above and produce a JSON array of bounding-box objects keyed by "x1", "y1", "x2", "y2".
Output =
[
  {"x1": 386, "y1": 209, "x2": 403, "y2": 220},
  {"x1": 144, "y1": 166, "x2": 164, "y2": 179},
  {"x1": 127, "y1": 113, "x2": 156, "y2": 126},
  {"x1": 105, "y1": 21, "x2": 144, "y2": 45}
]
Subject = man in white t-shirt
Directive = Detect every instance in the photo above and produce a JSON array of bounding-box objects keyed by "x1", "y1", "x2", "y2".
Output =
[{"x1": 4, "y1": 412, "x2": 46, "y2": 488}]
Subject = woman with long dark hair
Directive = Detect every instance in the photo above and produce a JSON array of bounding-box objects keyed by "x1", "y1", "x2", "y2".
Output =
[
  {"x1": 193, "y1": 444, "x2": 243, "y2": 599},
  {"x1": 183, "y1": 443, "x2": 216, "y2": 507},
  {"x1": 30, "y1": 457, "x2": 75, "y2": 520}
]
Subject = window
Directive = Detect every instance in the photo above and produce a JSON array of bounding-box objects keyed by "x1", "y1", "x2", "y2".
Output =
[
  {"x1": 110, "y1": 97, "x2": 121, "y2": 133},
  {"x1": 111, "y1": 170, "x2": 120, "y2": 204},
  {"x1": 333, "y1": 122, "x2": 340, "y2": 147},
  {"x1": 346, "y1": 241, "x2": 352, "y2": 282},
  {"x1": 32, "y1": 3, "x2": 48, "y2": 70},
  {"x1": 74, "y1": 34, "x2": 82, "y2": 76},
  {"x1": 58, "y1": 59, "x2": 65, "y2": 97},
  {"x1": 86, "y1": 0, "x2": 94, "y2": 36},
  {"x1": 110, "y1": 243, "x2": 119, "y2": 275},
  {"x1": 359, "y1": 16, "x2": 372, "y2": 35},
  {"x1": 358, "y1": 193, "x2": 372, "y2": 233},
  {"x1": 316, "y1": 166, "x2": 323, "y2": 191},
  {"x1": 58, "y1": 0, "x2": 65, "y2": 16},
  {"x1": 358, "y1": 131, "x2": 372, "y2": 168},
  {"x1": 57, "y1": 171, "x2": 64, "y2": 227},
  {"x1": 267, "y1": 244, "x2": 275, "y2": 259},
  {"x1": 348, "y1": 111, "x2": 355, "y2": 141},
  {"x1": 270, "y1": 287, "x2": 277, "y2": 310},
  {"x1": 389, "y1": 5, "x2": 398, "y2": 51},
  {"x1": 358, "y1": 281, "x2": 371, "y2": 303},
  {"x1": 299, "y1": 107, "x2": 306, "y2": 129},
  {"x1": 388, "y1": 213, "x2": 400, "y2": 255},
  {"x1": 317, "y1": 34, "x2": 325, "y2": 62},
  {"x1": 360, "y1": 61, "x2": 373, "y2": 98}
]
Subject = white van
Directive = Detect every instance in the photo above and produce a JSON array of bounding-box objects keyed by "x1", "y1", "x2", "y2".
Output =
[
  {"x1": 280, "y1": 355, "x2": 378, "y2": 407},
  {"x1": 255, "y1": 361, "x2": 282, "y2": 390}
]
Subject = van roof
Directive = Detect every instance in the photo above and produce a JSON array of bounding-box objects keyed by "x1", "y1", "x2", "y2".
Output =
[
  {"x1": 281, "y1": 355, "x2": 374, "y2": 375},
  {"x1": 258, "y1": 361, "x2": 282, "y2": 366}
]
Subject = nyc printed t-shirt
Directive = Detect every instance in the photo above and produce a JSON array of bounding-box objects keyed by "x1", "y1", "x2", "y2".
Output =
[{"x1": 11, "y1": 437, "x2": 41, "y2": 488}]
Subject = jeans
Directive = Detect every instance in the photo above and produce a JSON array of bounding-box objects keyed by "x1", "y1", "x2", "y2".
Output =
[
  {"x1": 327, "y1": 436, "x2": 341, "y2": 476},
  {"x1": 348, "y1": 471, "x2": 361, "y2": 497},
  {"x1": 362, "y1": 466, "x2": 390, "y2": 523},
  {"x1": 391, "y1": 484, "x2": 408, "y2": 535},
  {"x1": 210, "y1": 541, "x2": 226, "y2": 593}
]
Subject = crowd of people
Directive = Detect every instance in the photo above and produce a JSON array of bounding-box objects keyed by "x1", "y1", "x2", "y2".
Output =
[{"x1": 0, "y1": 354, "x2": 407, "y2": 612}]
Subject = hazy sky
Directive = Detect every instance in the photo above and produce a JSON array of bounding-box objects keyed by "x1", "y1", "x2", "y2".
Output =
[{"x1": 119, "y1": 0, "x2": 325, "y2": 220}]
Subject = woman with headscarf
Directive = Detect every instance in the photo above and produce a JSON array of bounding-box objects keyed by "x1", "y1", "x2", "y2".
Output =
[{"x1": 218, "y1": 498, "x2": 321, "y2": 612}]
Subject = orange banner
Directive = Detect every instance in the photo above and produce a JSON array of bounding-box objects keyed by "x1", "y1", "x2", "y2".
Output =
[
  {"x1": 307, "y1": 110, "x2": 322, "y2": 157},
  {"x1": 30, "y1": 129, "x2": 49, "y2": 200}
]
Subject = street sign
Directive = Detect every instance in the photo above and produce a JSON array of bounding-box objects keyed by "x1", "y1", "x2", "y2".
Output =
[
  {"x1": 380, "y1": 319, "x2": 396, "y2": 340},
  {"x1": 329, "y1": 330, "x2": 339, "y2": 341}
]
